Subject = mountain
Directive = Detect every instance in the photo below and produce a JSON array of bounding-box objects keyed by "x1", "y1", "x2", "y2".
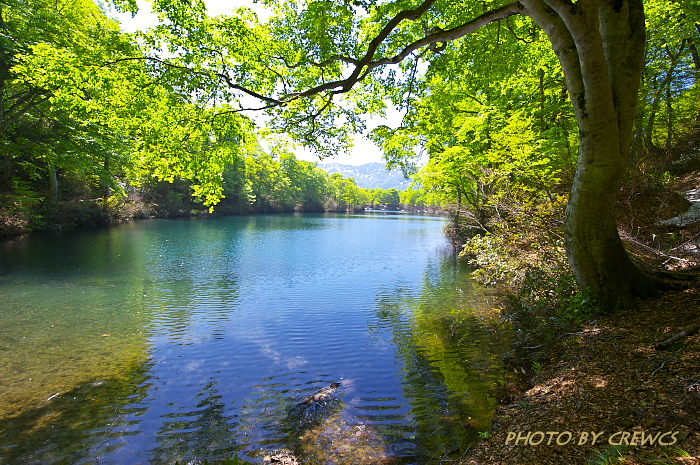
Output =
[{"x1": 318, "y1": 162, "x2": 411, "y2": 190}]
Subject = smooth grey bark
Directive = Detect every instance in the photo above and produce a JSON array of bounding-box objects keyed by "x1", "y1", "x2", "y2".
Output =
[{"x1": 520, "y1": 0, "x2": 661, "y2": 310}]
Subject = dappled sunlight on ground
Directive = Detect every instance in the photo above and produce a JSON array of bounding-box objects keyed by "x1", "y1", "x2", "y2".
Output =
[{"x1": 462, "y1": 288, "x2": 700, "y2": 465}]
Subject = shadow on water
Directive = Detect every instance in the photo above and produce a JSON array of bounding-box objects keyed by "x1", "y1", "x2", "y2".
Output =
[{"x1": 149, "y1": 382, "x2": 242, "y2": 465}]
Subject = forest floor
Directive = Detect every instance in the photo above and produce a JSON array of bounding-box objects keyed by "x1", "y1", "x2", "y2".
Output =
[{"x1": 461, "y1": 281, "x2": 700, "y2": 465}]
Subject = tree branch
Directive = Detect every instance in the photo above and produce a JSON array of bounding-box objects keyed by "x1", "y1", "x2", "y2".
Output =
[
  {"x1": 111, "y1": 1, "x2": 525, "y2": 117},
  {"x1": 364, "y1": 2, "x2": 524, "y2": 71},
  {"x1": 520, "y1": 0, "x2": 585, "y2": 121},
  {"x1": 656, "y1": 324, "x2": 700, "y2": 350},
  {"x1": 277, "y1": 0, "x2": 441, "y2": 101},
  {"x1": 105, "y1": 56, "x2": 288, "y2": 106},
  {"x1": 279, "y1": 1, "x2": 523, "y2": 103},
  {"x1": 273, "y1": 54, "x2": 361, "y2": 69}
]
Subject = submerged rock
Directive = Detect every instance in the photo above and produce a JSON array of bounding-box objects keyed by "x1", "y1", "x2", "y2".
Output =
[
  {"x1": 296, "y1": 382, "x2": 341, "y2": 406},
  {"x1": 297, "y1": 414, "x2": 399, "y2": 465},
  {"x1": 285, "y1": 383, "x2": 344, "y2": 433},
  {"x1": 263, "y1": 449, "x2": 300, "y2": 464}
]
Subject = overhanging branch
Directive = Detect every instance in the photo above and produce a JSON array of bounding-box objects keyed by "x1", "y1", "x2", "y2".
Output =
[
  {"x1": 274, "y1": 1, "x2": 524, "y2": 104},
  {"x1": 366, "y1": 2, "x2": 523, "y2": 70},
  {"x1": 109, "y1": 1, "x2": 526, "y2": 116}
]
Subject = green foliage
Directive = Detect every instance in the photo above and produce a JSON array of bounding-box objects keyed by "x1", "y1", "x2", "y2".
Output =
[
  {"x1": 1, "y1": 0, "x2": 257, "y2": 216},
  {"x1": 634, "y1": 0, "x2": 700, "y2": 151},
  {"x1": 2, "y1": 0, "x2": 697, "y2": 250},
  {"x1": 458, "y1": 191, "x2": 603, "y2": 345},
  {"x1": 531, "y1": 360, "x2": 543, "y2": 373},
  {"x1": 588, "y1": 446, "x2": 628, "y2": 465},
  {"x1": 588, "y1": 445, "x2": 694, "y2": 465},
  {"x1": 326, "y1": 172, "x2": 368, "y2": 211}
]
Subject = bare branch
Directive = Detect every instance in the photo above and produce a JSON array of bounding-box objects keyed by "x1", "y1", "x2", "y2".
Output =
[{"x1": 273, "y1": 54, "x2": 361, "y2": 69}]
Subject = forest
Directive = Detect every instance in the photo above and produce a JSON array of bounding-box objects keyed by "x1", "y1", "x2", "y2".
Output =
[
  {"x1": 0, "y1": 0, "x2": 446, "y2": 237},
  {"x1": 1, "y1": 0, "x2": 700, "y2": 462}
]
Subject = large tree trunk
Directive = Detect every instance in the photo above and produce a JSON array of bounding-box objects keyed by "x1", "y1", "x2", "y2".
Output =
[{"x1": 522, "y1": 0, "x2": 662, "y2": 310}]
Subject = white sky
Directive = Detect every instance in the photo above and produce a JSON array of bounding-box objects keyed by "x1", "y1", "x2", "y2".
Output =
[{"x1": 107, "y1": 0, "x2": 399, "y2": 166}]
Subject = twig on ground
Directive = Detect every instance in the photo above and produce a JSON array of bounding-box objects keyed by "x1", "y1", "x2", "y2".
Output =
[{"x1": 655, "y1": 324, "x2": 700, "y2": 350}]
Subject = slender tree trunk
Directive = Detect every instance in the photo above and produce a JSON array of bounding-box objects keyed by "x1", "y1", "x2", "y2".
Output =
[
  {"x1": 522, "y1": 0, "x2": 662, "y2": 310},
  {"x1": 1, "y1": 155, "x2": 11, "y2": 186},
  {"x1": 695, "y1": 24, "x2": 700, "y2": 70},
  {"x1": 645, "y1": 86, "x2": 661, "y2": 150},
  {"x1": 632, "y1": 101, "x2": 646, "y2": 156},
  {"x1": 646, "y1": 41, "x2": 687, "y2": 150},
  {"x1": 103, "y1": 154, "x2": 112, "y2": 200},
  {"x1": 689, "y1": 40, "x2": 700, "y2": 72},
  {"x1": 49, "y1": 163, "x2": 58, "y2": 202},
  {"x1": 665, "y1": 77, "x2": 674, "y2": 148}
]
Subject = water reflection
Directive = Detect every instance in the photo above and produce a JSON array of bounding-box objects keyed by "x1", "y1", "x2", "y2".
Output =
[{"x1": 0, "y1": 214, "x2": 511, "y2": 464}]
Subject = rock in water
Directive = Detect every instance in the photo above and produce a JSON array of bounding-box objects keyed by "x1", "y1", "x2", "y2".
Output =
[
  {"x1": 264, "y1": 449, "x2": 300, "y2": 464},
  {"x1": 286, "y1": 383, "x2": 343, "y2": 432},
  {"x1": 296, "y1": 382, "x2": 341, "y2": 406}
]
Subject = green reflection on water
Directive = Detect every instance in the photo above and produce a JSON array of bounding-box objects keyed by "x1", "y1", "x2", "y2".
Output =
[
  {"x1": 376, "y1": 255, "x2": 511, "y2": 462},
  {"x1": 0, "y1": 226, "x2": 153, "y2": 419},
  {"x1": 292, "y1": 255, "x2": 512, "y2": 464}
]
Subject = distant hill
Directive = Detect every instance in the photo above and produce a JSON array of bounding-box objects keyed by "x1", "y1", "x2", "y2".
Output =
[{"x1": 318, "y1": 162, "x2": 411, "y2": 190}]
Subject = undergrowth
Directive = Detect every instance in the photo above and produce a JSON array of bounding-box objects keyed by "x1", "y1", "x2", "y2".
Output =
[
  {"x1": 587, "y1": 445, "x2": 693, "y2": 465},
  {"x1": 458, "y1": 193, "x2": 602, "y2": 349}
]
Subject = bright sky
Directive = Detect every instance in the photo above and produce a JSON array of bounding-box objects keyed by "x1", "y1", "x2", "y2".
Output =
[{"x1": 107, "y1": 0, "x2": 398, "y2": 166}]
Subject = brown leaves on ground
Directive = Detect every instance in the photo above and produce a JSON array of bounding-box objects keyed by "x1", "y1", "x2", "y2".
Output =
[{"x1": 462, "y1": 288, "x2": 700, "y2": 465}]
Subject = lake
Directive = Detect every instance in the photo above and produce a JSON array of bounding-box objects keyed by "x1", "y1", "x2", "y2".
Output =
[{"x1": 0, "y1": 213, "x2": 511, "y2": 464}]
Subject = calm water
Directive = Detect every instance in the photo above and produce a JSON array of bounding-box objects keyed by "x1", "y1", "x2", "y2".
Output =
[{"x1": 0, "y1": 213, "x2": 510, "y2": 464}]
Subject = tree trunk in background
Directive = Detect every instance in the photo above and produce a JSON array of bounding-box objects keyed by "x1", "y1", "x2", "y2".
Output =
[
  {"x1": 689, "y1": 40, "x2": 700, "y2": 72},
  {"x1": 644, "y1": 41, "x2": 686, "y2": 150},
  {"x1": 49, "y1": 163, "x2": 58, "y2": 202},
  {"x1": 523, "y1": 0, "x2": 662, "y2": 310},
  {"x1": 104, "y1": 154, "x2": 112, "y2": 200},
  {"x1": 1, "y1": 155, "x2": 11, "y2": 187},
  {"x1": 665, "y1": 77, "x2": 674, "y2": 148}
]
